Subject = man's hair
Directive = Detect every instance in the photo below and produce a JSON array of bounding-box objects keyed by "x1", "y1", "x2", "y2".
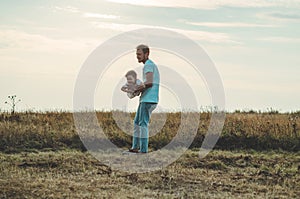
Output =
[
  {"x1": 136, "y1": 44, "x2": 150, "y2": 54},
  {"x1": 125, "y1": 70, "x2": 137, "y2": 79}
]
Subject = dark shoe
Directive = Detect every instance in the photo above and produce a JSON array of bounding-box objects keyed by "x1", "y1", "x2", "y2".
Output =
[{"x1": 128, "y1": 148, "x2": 139, "y2": 153}]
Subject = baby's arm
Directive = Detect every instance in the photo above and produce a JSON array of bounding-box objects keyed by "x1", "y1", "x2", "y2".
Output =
[
  {"x1": 122, "y1": 84, "x2": 136, "y2": 93},
  {"x1": 121, "y1": 85, "x2": 129, "y2": 92}
]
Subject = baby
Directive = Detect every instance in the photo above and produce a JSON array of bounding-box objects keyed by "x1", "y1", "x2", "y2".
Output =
[{"x1": 121, "y1": 70, "x2": 143, "y2": 99}]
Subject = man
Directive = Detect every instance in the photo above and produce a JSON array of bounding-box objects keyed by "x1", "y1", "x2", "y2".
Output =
[{"x1": 129, "y1": 44, "x2": 160, "y2": 153}]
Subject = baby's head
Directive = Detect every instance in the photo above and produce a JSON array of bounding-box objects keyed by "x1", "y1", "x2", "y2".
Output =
[{"x1": 125, "y1": 70, "x2": 137, "y2": 85}]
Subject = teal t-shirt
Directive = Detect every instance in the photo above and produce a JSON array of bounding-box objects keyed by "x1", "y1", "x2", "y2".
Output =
[{"x1": 140, "y1": 59, "x2": 160, "y2": 103}]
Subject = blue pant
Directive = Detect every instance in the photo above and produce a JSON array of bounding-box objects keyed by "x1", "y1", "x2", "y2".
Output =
[{"x1": 132, "y1": 102, "x2": 157, "y2": 153}]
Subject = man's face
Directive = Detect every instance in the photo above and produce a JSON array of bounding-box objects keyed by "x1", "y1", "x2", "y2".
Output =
[
  {"x1": 126, "y1": 75, "x2": 135, "y2": 85},
  {"x1": 136, "y1": 49, "x2": 148, "y2": 63}
]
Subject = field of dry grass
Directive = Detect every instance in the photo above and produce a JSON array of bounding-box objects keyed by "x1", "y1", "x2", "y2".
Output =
[
  {"x1": 0, "y1": 111, "x2": 299, "y2": 152},
  {"x1": 0, "y1": 110, "x2": 299, "y2": 198},
  {"x1": 1, "y1": 149, "x2": 299, "y2": 198}
]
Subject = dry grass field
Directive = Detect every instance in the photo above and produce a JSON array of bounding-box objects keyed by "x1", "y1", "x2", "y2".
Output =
[
  {"x1": 0, "y1": 111, "x2": 299, "y2": 198},
  {"x1": 0, "y1": 150, "x2": 299, "y2": 198}
]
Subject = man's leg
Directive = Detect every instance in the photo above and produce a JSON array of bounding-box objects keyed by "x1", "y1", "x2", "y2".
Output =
[
  {"x1": 131, "y1": 103, "x2": 141, "y2": 150},
  {"x1": 139, "y1": 103, "x2": 157, "y2": 153}
]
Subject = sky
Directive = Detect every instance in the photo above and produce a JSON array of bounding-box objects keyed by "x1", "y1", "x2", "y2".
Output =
[{"x1": 1, "y1": 0, "x2": 300, "y2": 112}]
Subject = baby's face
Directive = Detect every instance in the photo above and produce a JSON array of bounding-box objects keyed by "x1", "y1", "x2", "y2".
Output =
[{"x1": 126, "y1": 75, "x2": 135, "y2": 84}]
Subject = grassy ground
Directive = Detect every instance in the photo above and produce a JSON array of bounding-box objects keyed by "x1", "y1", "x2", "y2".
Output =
[
  {"x1": 0, "y1": 111, "x2": 299, "y2": 153},
  {"x1": 0, "y1": 111, "x2": 299, "y2": 198},
  {"x1": 1, "y1": 149, "x2": 299, "y2": 198}
]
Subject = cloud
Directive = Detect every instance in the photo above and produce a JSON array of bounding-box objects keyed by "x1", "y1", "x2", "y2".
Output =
[
  {"x1": 53, "y1": 6, "x2": 80, "y2": 13},
  {"x1": 258, "y1": 37, "x2": 300, "y2": 43},
  {"x1": 270, "y1": 13, "x2": 300, "y2": 20},
  {"x1": 50, "y1": 5, "x2": 120, "y2": 20},
  {"x1": 181, "y1": 20, "x2": 278, "y2": 28},
  {"x1": 269, "y1": 12, "x2": 300, "y2": 21},
  {"x1": 105, "y1": 0, "x2": 300, "y2": 9},
  {"x1": 257, "y1": 12, "x2": 300, "y2": 21},
  {"x1": 83, "y1": 12, "x2": 120, "y2": 19},
  {"x1": 89, "y1": 21, "x2": 241, "y2": 44},
  {"x1": 50, "y1": 5, "x2": 121, "y2": 20},
  {"x1": 0, "y1": 29, "x2": 98, "y2": 53}
]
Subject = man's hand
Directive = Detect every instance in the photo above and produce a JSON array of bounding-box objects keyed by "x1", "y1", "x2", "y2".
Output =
[
  {"x1": 134, "y1": 82, "x2": 146, "y2": 93},
  {"x1": 134, "y1": 72, "x2": 153, "y2": 93}
]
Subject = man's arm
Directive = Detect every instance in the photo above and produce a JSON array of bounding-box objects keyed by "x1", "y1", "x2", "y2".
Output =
[{"x1": 134, "y1": 72, "x2": 153, "y2": 93}]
